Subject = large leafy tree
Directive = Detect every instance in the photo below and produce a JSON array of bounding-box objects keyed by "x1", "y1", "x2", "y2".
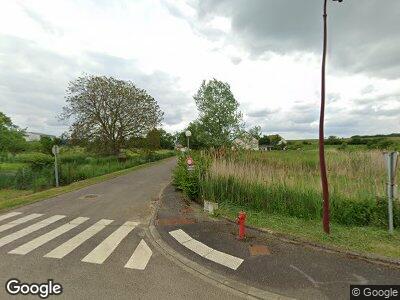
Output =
[
  {"x1": 158, "y1": 129, "x2": 175, "y2": 149},
  {"x1": 178, "y1": 121, "x2": 207, "y2": 150},
  {"x1": 61, "y1": 75, "x2": 163, "y2": 154},
  {"x1": 194, "y1": 79, "x2": 243, "y2": 148},
  {"x1": 248, "y1": 126, "x2": 262, "y2": 140},
  {"x1": 0, "y1": 112, "x2": 27, "y2": 154}
]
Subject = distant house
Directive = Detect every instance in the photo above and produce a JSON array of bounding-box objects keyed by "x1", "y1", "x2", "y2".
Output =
[
  {"x1": 259, "y1": 144, "x2": 274, "y2": 151},
  {"x1": 233, "y1": 134, "x2": 259, "y2": 151},
  {"x1": 24, "y1": 132, "x2": 56, "y2": 142}
]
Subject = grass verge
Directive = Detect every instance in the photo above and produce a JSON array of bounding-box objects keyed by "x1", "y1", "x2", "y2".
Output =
[
  {"x1": 0, "y1": 157, "x2": 175, "y2": 213},
  {"x1": 218, "y1": 202, "x2": 400, "y2": 260}
]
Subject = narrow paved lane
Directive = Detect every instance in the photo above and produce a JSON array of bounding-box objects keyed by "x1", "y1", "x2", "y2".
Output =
[{"x1": 0, "y1": 158, "x2": 242, "y2": 300}]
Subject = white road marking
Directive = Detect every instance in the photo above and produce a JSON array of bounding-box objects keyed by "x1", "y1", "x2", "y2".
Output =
[
  {"x1": 45, "y1": 219, "x2": 113, "y2": 259},
  {"x1": 9, "y1": 217, "x2": 89, "y2": 255},
  {"x1": 169, "y1": 229, "x2": 244, "y2": 270},
  {"x1": 183, "y1": 239, "x2": 213, "y2": 257},
  {"x1": 205, "y1": 249, "x2": 244, "y2": 270},
  {"x1": 169, "y1": 229, "x2": 192, "y2": 243},
  {"x1": 124, "y1": 239, "x2": 152, "y2": 270},
  {"x1": 82, "y1": 221, "x2": 138, "y2": 264},
  {"x1": 0, "y1": 212, "x2": 22, "y2": 222},
  {"x1": 290, "y1": 264, "x2": 319, "y2": 288},
  {"x1": 353, "y1": 274, "x2": 369, "y2": 285},
  {"x1": 0, "y1": 215, "x2": 65, "y2": 248},
  {"x1": 0, "y1": 213, "x2": 43, "y2": 233}
]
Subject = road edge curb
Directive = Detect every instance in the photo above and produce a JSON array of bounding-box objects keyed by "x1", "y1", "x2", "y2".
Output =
[
  {"x1": 146, "y1": 183, "x2": 293, "y2": 300},
  {"x1": 220, "y1": 216, "x2": 400, "y2": 269}
]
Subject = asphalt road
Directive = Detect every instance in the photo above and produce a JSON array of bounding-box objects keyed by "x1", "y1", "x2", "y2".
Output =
[
  {"x1": 156, "y1": 184, "x2": 400, "y2": 300},
  {"x1": 0, "y1": 158, "x2": 243, "y2": 300}
]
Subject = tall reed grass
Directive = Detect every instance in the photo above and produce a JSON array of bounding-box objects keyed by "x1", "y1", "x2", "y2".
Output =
[{"x1": 174, "y1": 149, "x2": 399, "y2": 228}]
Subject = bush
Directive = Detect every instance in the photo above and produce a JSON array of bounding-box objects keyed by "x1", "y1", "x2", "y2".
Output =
[
  {"x1": 173, "y1": 152, "x2": 209, "y2": 201},
  {"x1": 15, "y1": 153, "x2": 53, "y2": 169}
]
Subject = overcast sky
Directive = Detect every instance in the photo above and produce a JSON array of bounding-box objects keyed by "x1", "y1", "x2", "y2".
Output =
[{"x1": 1, "y1": 0, "x2": 399, "y2": 139}]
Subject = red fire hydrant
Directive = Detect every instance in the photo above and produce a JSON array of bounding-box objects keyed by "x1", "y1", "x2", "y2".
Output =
[{"x1": 236, "y1": 211, "x2": 246, "y2": 240}]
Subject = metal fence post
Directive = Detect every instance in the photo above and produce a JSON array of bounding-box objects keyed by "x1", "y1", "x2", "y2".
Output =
[{"x1": 385, "y1": 151, "x2": 398, "y2": 234}]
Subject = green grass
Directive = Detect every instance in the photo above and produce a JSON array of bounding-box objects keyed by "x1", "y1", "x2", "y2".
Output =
[
  {"x1": 0, "y1": 189, "x2": 33, "y2": 201},
  {"x1": 0, "y1": 157, "x2": 174, "y2": 213},
  {"x1": 197, "y1": 150, "x2": 399, "y2": 228},
  {"x1": 0, "y1": 150, "x2": 175, "y2": 191},
  {"x1": 218, "y1": 201, "x2": 400, "y2": 260},
  {"x1": 0, "y1": 163, "x2": 27, "y2": 171}
]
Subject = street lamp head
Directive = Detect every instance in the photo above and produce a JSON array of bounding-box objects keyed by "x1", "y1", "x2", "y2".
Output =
[
  {"x1": 332, "y1": 0, "x2": 343, "y2": 2},
  {"x1": 185, "y1": 130, "x2": 192, "y2": 137}
]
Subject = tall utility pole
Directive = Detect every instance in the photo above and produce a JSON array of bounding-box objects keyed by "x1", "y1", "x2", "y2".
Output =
[{"x1": 320, "y1": 0, "x2": 343, "y2": 234}]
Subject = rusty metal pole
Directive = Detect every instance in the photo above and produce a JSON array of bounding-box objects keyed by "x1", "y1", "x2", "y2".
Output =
[{"x1": 320, "y1": 0, "x2": 330, "y2": 234}]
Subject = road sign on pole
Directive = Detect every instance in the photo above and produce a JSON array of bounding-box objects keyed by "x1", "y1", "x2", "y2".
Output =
[
  {"x1": 384, "y1": 151, "x2": 398, "y2": 234},
  {"x1": 52, "y1": 145, "x2": 60, "y2": 188}
]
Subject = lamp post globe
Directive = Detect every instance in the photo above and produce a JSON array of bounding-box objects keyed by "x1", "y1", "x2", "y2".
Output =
[{"x1": 185, "y1": 130, "x2": 191, "y2": 150}]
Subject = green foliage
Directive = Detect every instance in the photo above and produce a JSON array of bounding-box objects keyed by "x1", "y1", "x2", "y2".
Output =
[
  {"x1": 0, "y1": 150, "x2": 175, "y2": 192},
  {"x1": 258, "y1": 135, "x2": 270, "y2": 145},
  {"x1": 259, "y1": 134, "x2": 286, "y2": 149},
  {"x1": 61, "y1": 75, "x2": 163, "y2": 154},
  {"x1": 248, "y1": 126, "x2": 262, "y2": 140},
  {"x1": 39, "y1": 136, "x2": 55, "y2": 155},
  {"x1": 159, "y1": 129, "x2": 175, "y2": 149},
  {"x1": 174, "y1": 150, "x2": 400, "y2": 229},
  {"x1": 15, "y1": 153, "x2": 53, "y2": 169},
  {"x1": 177, "y1": 121, "x2": 207, "y2": 149},
  {"x1": 172, "y1": 152, "x2": 210, "y2": 201},
  {"x1": 0, "y1": 112, "x2": 28, "y2": 154},
  {"x1": 146, "y1": 129, "x2": 161, "y2": 150},
  {"x1": 193, "y1": 79, "x2": 243, "y2": 148},
  {"x1": 325, "y1": 136, "x2": 344, "y2": 145}
]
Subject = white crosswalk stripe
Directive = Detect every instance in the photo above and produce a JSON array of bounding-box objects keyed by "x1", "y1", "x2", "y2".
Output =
[
  {"x1": 0, "y1": 215, "x2": 65, "y2": 248},
  {"x1": 0, "y1": 213, "x2": 152, "y2": 270},
  {"x1": 0, "y1": 212, "x2": 22, "y2": 222},
  {"x1": 82, "y1": 221, "x2": 138, "y2": 264},
  {"x1": 45, "y1": 219, "x2": 113, "y2": 259},
  {"x1": 125, "y1": 239, "x2": 152, "y2": 270},
  {"x1": 169, "y1": 229, "x2": 244, "y2": 270},
  {"x1": 0, "y1": 213, "x2": 43, "y2": 233},
  {"x1": 9, "y1": 217, "x2": 89, "y2": 255}
]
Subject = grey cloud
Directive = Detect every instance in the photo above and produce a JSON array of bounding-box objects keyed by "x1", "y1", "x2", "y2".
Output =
[
  {"x1": 0, "y1": 35, "x2": 193, "y2": 135},
  {"x1": 361, "y1": 85, "x2": 375, "y2": 95},
  {"x1": 190, "y1": 0, "x2": 400, "y2": 79},
  {"x1": 245, "y1": 93, "x2": 400, "y2": 138},
  {"x1": 328, "y1": 93, "x2": 341, "y2": 103},
  {"x1": 19, "y1": 4, "x2": 63, "y2": 36},
  {"x1": 230, "y1": 57, "x2": 242, "y2": 65},
  {"x1": 288, "y1": 103, "x2": 319, "y2": 124},
  {"x1": 246, "y1": 107, "x2": 280, "y2": 118}
]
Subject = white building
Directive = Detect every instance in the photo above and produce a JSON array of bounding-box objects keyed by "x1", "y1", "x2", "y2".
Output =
[
  {"x1": 25, "y1": 132, "x2": 56, "y2": 142},
  {"x1": 233, "y1": 134, "x2": 259, "y2": 151}
]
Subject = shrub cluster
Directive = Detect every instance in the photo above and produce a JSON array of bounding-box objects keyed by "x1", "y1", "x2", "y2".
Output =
[{"x1": 0, "y1": 150, "x2": 175, "y2": 192}]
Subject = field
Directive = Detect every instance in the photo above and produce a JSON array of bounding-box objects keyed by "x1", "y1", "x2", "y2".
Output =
[
  {"x1": 200, "y1": 150, "x2": 397, "y2": 227},
  {"x1": 173, "y1": 148, "x2": 400, "y2": 257},
  {"x1": 0, "y1": 148, "x2": 175, "y2": 200}
]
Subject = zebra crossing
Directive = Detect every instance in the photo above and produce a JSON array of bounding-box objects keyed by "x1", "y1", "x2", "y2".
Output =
[{"x1": 0, "y1": 211, "x2": 152, "y2": 270}]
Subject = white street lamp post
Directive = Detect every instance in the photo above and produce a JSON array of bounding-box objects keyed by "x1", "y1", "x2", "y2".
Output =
[{"x1": 185, "y1": 130, "x2": 192, "y2": 150}]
